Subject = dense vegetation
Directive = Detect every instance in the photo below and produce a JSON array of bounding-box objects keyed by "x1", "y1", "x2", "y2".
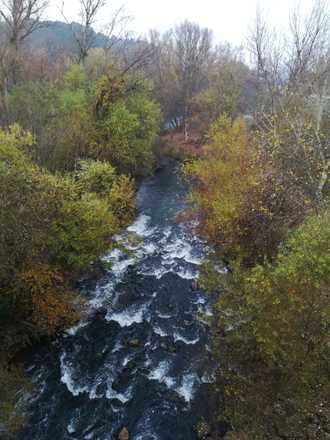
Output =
[
  {"x1": 183, "y1": 2, "x2": 330, "y2": 438},
  {"x1": 0, "y1": 0, "x2": 329, "y2": 438},
  {"x1": 208, "y1": 214, "x2": 330, "y2": 439},
  {"x1": 0, "y1": 2, "x2": 162, "y2": 436}
]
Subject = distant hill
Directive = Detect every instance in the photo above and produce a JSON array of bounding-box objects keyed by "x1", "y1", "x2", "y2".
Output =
[
  {"x1": 0, "y1": 20, "x2": 129, "y2": 55},
  {"x1": 0, "y1": 19, "x2": 148, "y2": 67},
  {"x1": 25, "y1": 20, "x2": 111, "y2": 53}
]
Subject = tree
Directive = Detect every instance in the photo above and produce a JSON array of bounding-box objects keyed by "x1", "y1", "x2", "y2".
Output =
[
  {"x1": 60, "y1": 0, "x2": 106, "y2": 64},
  {"x1": 0, "y1": 364, "x2": 30, "y2": 439},
  {"x1": 0, "y1": 0, "x2": 48, "y2": 84},
  {"x1": 172, "y1": 21, "x2": 212, "y2": 140},
  {"x1": 191, "y1": 44, "x2": 254, "y2": 134},
  {"x1": 248, "y1": 1, "x2": 330, "y2": 203},
  {"x1": 183, "y1": 115, "x2": 309, "y2": 264},
  {"x1": 208, "y1": 211, "x2": 330, "y2": 439},
  {"x1": 147, "y1": 22, "x2": 212, "y2": 138},
  {"x1": 0, "y1": 125, "x2": 136, "y2": 354},
  {"x1": 147, "y1": 29, "x2": 181, "y2": 129},
  {"x1": 77, "y1": 159, "x2": 136, "y2": 227},
  {"x1": 95, "y1": 75, "x2": 161, "y2": 176}
]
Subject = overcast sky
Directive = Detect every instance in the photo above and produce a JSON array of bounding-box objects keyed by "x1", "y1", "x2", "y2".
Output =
[{"x1": 47, "y1": 0, "x2": 320, "y2": 44}]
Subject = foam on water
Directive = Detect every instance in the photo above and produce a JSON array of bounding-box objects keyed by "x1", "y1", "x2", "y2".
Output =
[
  {"x1": 142, "y1": 242, "x2": 158, "y2": 255},
  {"x1": 173, "y1": 331, "x2": 199, "y2": 345},
  {"x1": 163, "y1": 239, "x2": 203, "y2": 266},
  {"x1": 123, "y1": 354, "x2": 134, "y2": 367},
  {"x1": 148, "y1": 361, "x2": 176, "y2": 389},
  {"x1": 153, "y1": 325, "x2": 168, "y2": 338},
  {"x1": 60, "y1": 355, "x2": 86, "y2": 397},
  {"x1": 201, "y1": 370, "x2": 217, "y2": 384},
  {"x1": 22, "y1": 165, "x2": 215, "y2": 440},
  {"x1": 111, "y1": 256, "x2": 136, "y2": 276},
  {"x1": 127, "y1": 214, "x2": 155, "y2": 237},
  {"x1": 61, "y1": 352, "x2": 134, "y2": 404},
  {"x1": 106, "y1": 303, "x2": 149, "y2": 327},
  {"x1": 89, "y1": 248, "x2": 135, "y2": 309},
  {"x1": 65, "y1": 321, "x2": 88, "y2": 336},
  {"x1": 106, "y1": 386, "x2": 132, "y2": 404},
  {"x1": 67, "y1": 420, "x2": 75, "y2": 434},
  {"x1": 148, "y1": 360, "x2": 169, "y2": 381},
  {"x1": 139, "y1": 264, "x2": 198, "y2": 281},
  {"x1": 175, "y1": 373, "x2": 199, "y2": 403},
  {"x1": 89, "y1": 281, "x2": 115, "y2": 308},
  {"x1": 157, "y1": 311, "x2": 172, "y2": 319},
  {"x1": 139, "y1": 265, "x2": 169, "y2": 280},
  {"x1": 103, "y1": 249, "x2": 136, "y2": 277},
  {"x1": 176, "y1": 267, "x2": 199, "y2": 280}
]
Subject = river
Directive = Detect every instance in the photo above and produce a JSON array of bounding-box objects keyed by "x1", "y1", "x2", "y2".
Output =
[{"x1": 20, "y1": 163, "x2": 216, "y2": 440}]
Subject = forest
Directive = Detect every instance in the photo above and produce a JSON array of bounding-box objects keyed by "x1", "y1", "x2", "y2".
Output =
[{"x1": 0, "y1": 0, "x2": 329, "y2": 439}]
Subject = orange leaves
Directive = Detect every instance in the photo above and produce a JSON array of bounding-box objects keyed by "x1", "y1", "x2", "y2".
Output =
[{"x1": 20, "y1": 265, "x2": 80, "y2": 336}]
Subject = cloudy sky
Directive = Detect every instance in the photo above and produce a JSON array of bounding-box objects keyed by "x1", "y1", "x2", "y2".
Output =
[{"x1": 47, "y1": 0, "x2": 320, "y2": 44}]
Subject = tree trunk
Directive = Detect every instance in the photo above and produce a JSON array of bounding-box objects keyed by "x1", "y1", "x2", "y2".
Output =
[
  {"x1": 183, "y1": 104, "x2": 189, "y2": 142},
  {"x1": 316, "y1": 160, "x2": 329, "y2": 204}
]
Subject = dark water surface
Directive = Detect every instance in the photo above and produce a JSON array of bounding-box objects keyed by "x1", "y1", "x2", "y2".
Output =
[{"x1": 21, "y1": 164, "x2": 215, "y2": 440}]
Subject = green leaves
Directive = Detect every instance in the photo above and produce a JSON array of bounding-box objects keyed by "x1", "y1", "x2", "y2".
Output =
[
  {"x1": 96, "y1": 93, "x2": 161, "y2": 177},
  {"x1": 48, "y1": 193, "x2": 117, "y2": 271},
  {"x1": 209, "y1": 212, "x2": 330, "y2": 438},
  {"x1": 0, "y1": 129, "x2": 136, "y2": 358}
]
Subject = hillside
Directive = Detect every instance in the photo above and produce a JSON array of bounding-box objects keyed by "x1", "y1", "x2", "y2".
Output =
[
  {"x1": 26, "y1": 21, "x2": 110, "y2": 53},
  {"x1": 0, "y1": 20, "x2": 126, "y2": 55}
]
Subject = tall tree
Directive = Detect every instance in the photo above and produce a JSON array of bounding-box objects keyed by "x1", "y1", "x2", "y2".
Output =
[
  {"x1": 248, "y1": 0, "x2": 330, "y2": 203},
  {"x1": 0, "y1": 0, "x2": 48, "y2": 84},
  {"x1": 61, "y1": 0, "x2": 106, "y2": 64},
  {"x1": 148, "y1": 22, "x2": 213, "y2": 139},
  {"x1": 172, "y1": 21, "x2": 213, "y2": 140}
]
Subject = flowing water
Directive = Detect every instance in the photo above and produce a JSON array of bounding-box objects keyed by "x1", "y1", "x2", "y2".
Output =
[{"x1": 21, "y1": 163, "x2": 216, "y2": 440}]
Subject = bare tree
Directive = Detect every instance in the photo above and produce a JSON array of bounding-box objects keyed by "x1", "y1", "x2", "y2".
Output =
[
  {"x1": 101, "y1": 5, "x2": 131, "y2": 56},
  {"x1": 288, "y1": 0, "x2": 329, "y2": 87},
  {"x1": 146, "y1": 23, "x2": 213, "y2": 137},
  {"x1": 169, "y1": 21, "x2": 213, "y2": 140},
  {"x1": 0, "y1": 43, "x2": 10, "y2": 124},
  {"x1": 0, "y1": 0, "x2": 47, "y2": 48},
  {"x1": 0, "y1": 0, "x2": 48, "y2": 84},
  {"x1": 60, "y1": 0, "x2": 106, "y2": 64},
  {"x1": 248, "y1": 0, "x2": 330, "y2": 203}
]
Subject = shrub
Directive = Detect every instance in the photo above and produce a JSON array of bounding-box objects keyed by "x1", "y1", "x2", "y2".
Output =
[
  {"x1": 48, "y1": 193, "x2": 117, "y2": 271},
  {"x1": 95, "y1": 76, "x2": 162, "y2": 177},
  {"x1": 183, "y1": 115, "x2": 309, "y2": 264},
  {"x1": 209, "y1": 212, "x2": 330, "y2": 439}
]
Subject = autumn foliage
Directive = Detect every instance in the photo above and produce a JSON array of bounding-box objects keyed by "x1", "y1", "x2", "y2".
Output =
[
  {"x1": 208, "y1": 213, "x2": 330, "y2": 439},
  {"x1": 0, "y1": 126, "x2": 136, "y2": 359},
  {"x1": 183, "y1": 115, "x2": 309, "y2": 264},
  {"x1": 184, "y1": 111, "x2": 328, "y2": 437}
]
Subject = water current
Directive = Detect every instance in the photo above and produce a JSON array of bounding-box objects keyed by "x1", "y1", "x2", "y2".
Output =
[{"x1": 21, "y1": 163, "x2": 216, "y2": 440}]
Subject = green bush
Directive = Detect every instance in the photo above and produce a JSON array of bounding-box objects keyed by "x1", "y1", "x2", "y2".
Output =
[
  {"x1": 0, "y1": 128, "x2": 135, "y2": 356},
  {"x1": 95, "y1": 76, "x2": 162, "y2": 177},
  {"x1": 48, "y1": 193, "x2": 117, "y2": 271},
  {"x1": 209, "y1": 212, "x2": 330, "y2": 439}
]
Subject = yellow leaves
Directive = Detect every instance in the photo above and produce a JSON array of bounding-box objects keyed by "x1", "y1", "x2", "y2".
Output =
[
  {"x1": 95, "y1": 74, "x2": 126, "y2": 112},
  {"x1": 108, "y1": 175, "x2": 136, "y2": 229},
  {"x1": 184, "y1": 114, "x2": 266, "y2": 259},
  {"x1": 20, "y1": 265, "x2": 80, "y2": 336},
  {"x1": 0, "y1": 125, "x2": 34, "y2": 166}
]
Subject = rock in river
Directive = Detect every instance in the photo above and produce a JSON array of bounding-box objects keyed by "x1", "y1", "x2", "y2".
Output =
[{"x1": 118, "y1": 427, "x2": 129, "y2": 440}]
